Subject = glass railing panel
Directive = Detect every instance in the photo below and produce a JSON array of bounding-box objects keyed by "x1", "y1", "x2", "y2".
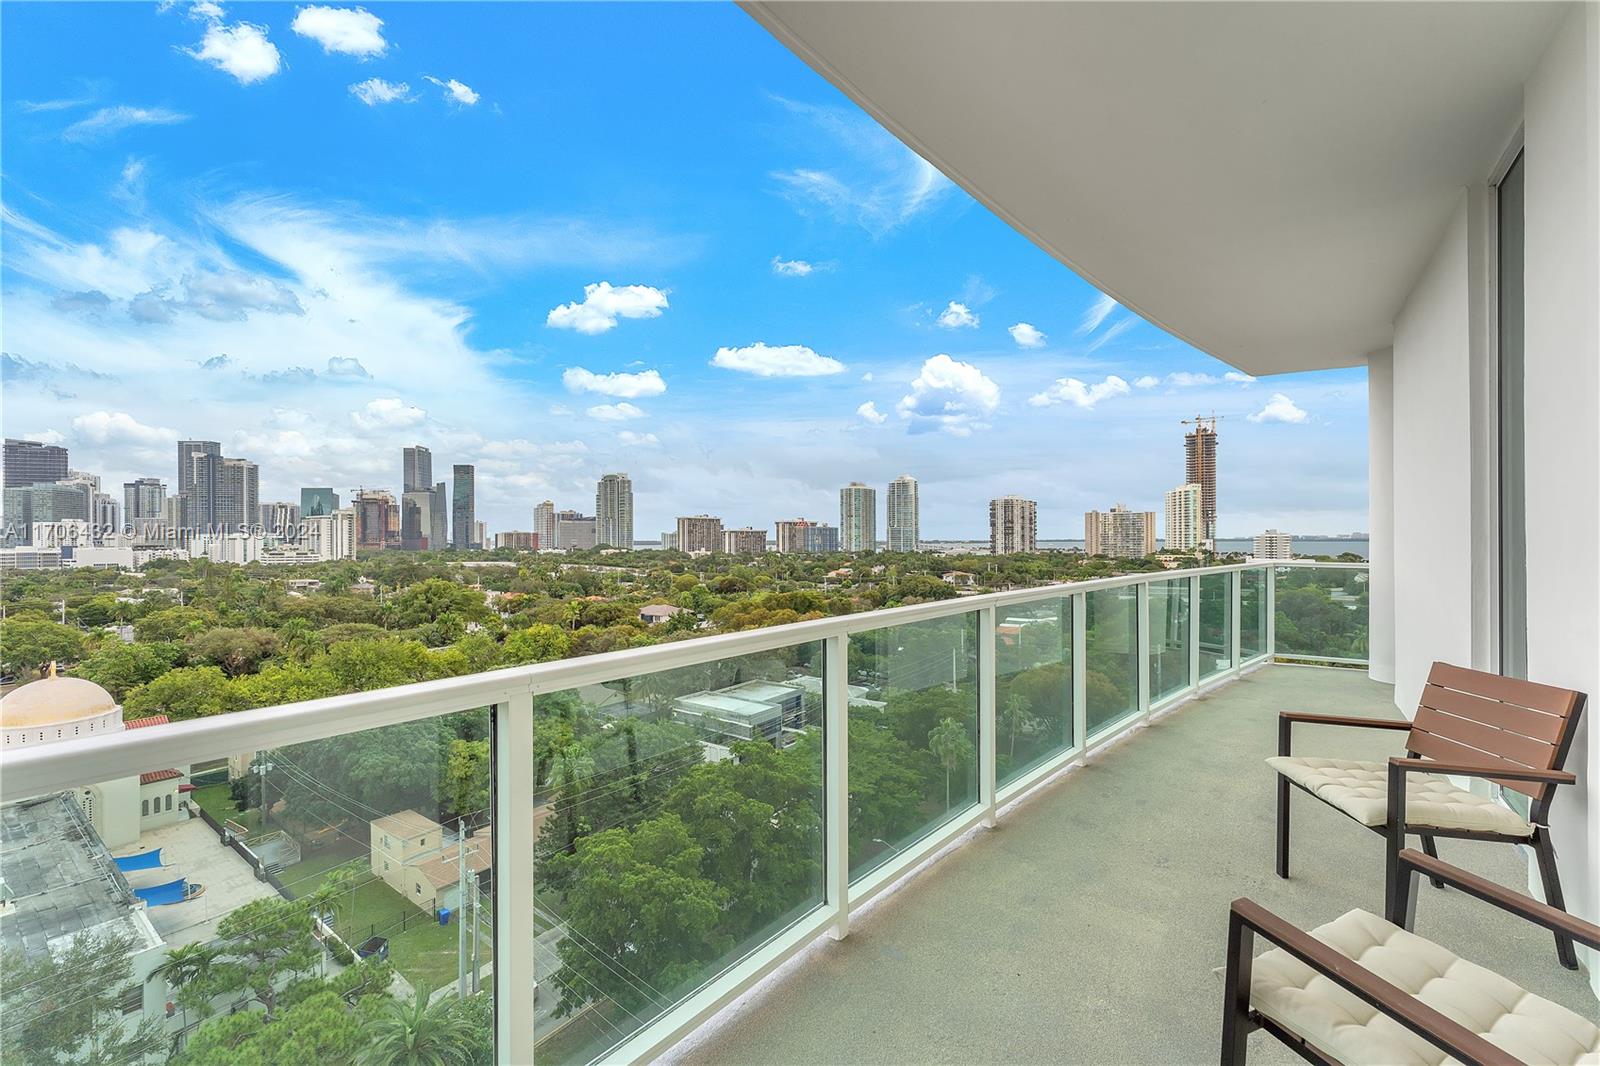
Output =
[
  {"x1": 995, "y1": 597, "x2": 1073, "y2": 790},
  {"x1": 1198, "y1": 572, "x2": 1233, "y2": 680},
  {"x1": 847, "y1": 613, "x2": 979, "y2": 883},
  {"x1": 1085, "y1": 587, "x2": 1140, "y2": 737},
  {"x1": 1239, "y1": 568, "x2": 1267, "y2": 660},
  {"x1": 1148, "y1": 579, "x2": 1191, "y2": 703},
  {"x1": 528, "y1": 641, "x2": 826, "y2": 1064},
  {"x1": 0, "y1": 706, "x2": 496, "y2": 1064},
  {"x1": 1273, "y1": 565, "x2": 1370, "y2": 662}
]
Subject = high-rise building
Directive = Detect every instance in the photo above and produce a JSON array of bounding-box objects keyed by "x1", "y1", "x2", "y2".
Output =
[
  {"x1": 430, "y1": 483, "x2": 449, "y2": 549},
  {"x1": 4, "y1": 483, "x2": 92, "y2": 544},
  {"x1": 774, "y1": 518, "x2": 840, "y2": 554},
  {"x1": 554, "y1": 511, "x2": 596, "y2": 550},
  {"x1": 1164, "y1": 484, "x2": 1204, "y2": 553},
  {"x1": 595, "y1": 473, "x2": 634, "y2": 549},
  {"x1": 353, "y1": 490, "x2": 397, "y2": 551},
  {"x1": 400, "y1": 490, "x2": 433, "y2": 550},
  {"x1": 494, "y1": 531, "x2": 538, "y2": 550},
  {"x1": 124, "y1": 478, "x2": 166, "y2": 522},
  {"x1": 676, "y1": 515, "x2": 724, "y2": 555},
  {"x1": 4, "y1": 439, "x2": 69, "y2": 488},
  {"x1": 91, "y1": 494, "x2": 119, "y2": 539},
  {"x1": 300, "y1": 487, "x2": 339, "y2": 517},
  {"x1": 474, "y1": 520, "x2": 488, "y2": 550},
  {"x1": 451, "y1": 465, "x2": 475, "y2": 549},
  {"x1": 722, "y1": 528, "x2": 767, "y2": 554},
  {"x1": 1183, "y1": 416, "x2": 1219, "y2": 549},
  {"x1": 189, "y1": 454, "x2": 258, "y2": 532},
  {"x1": 58, "y1": 472, "x2": 99, "y2": 526},
  {"x1": 886, "y1": 475, "x2": 919, "y2": 552},
  {"x1": 989, "y1": 496, "x2": 1038, "y2": 554},
  {"x1": 177, "y1": 440, "x2": 221, "y2": 494},
  {"x1": 402, "y1": 445, "x2": 433, "y2": 494},
  {"x1": 839, "y1": 482, "x2": 877, "y2": 552},
  {"x1": 303, "y1": 508, "x2": 356, "y2": 560},
  {"x1": 259, "y1": 502, "x2": 300, "y2": 538},
  {"x1": 533, "y1": 501, "x2": 556, "y2": 548},
  {"x1": 1085, "y1": 503, "x2": 1157, "y2": 558},
  {"x1": 1253, "y1": 529, "x2": 1294, "y2": 560},
  {"x1": 660, "y1": 531, "x2": 679, "y2": 550}
]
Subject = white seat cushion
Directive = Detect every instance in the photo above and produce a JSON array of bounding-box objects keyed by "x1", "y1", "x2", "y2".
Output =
[
  {"x1": 1251, "y1": 908, "x2": 1600, "y2": 1066},
  {"x1": 1268, "y1": 756, "x2": 1534, "y2": 837}
]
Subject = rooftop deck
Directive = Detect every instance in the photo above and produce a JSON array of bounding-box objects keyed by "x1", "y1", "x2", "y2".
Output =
[{"x1": 677, "y1": 666, "x2": 1596, "y2": 1064}]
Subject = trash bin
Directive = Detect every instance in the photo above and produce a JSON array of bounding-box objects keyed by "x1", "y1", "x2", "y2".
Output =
[{"x1": 438, "y1": 907, "x2": 452, "y2": 926}]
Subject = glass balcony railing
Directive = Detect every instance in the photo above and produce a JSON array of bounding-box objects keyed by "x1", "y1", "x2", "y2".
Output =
[{"x1": 0, "y1": 561, "x2": 1366, "y2": 1065}]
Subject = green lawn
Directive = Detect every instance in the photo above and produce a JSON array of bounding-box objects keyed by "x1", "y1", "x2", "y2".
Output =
[
  {"x1": 189, "y1": 782, "x2": 261, "y2": 834},
  {"x1": 317, "y1": 873, "x2": 491, "y2": 994}
]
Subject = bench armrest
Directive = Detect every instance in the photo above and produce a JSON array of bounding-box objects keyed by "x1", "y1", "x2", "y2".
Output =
[
  {"x1": 1277, "y1": 710, "x2": 1410, "y2": 757},
  {"x1": 1226, "y1": 898, "x2": 1517, "y2": 1066},
  {"x1": 1386, "y1": 757, "x2": 1575, "y2": 786},
  {"x1": 1397, "y1": 849, "x2": 1600, "y2": 951}
]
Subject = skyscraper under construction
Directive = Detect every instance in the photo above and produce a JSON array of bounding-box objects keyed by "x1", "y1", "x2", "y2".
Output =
[{"x1": 1183, "y1": 416, "x2": 1219, "y2": 549}]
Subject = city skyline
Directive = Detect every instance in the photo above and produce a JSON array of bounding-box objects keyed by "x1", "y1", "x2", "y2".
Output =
[{"x1": 2, "y1": 4, "x2": 1367, "y2": 540}]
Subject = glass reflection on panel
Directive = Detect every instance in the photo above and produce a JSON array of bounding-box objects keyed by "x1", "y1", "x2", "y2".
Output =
[{"x1": 995, "y1": 598, "x2": 1073, "y2": 789}]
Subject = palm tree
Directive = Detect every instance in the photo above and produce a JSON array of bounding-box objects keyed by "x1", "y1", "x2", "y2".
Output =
[
  {"x1": 928, "y1": 717, "x2": 975, "y2": 809},
  {"x1": 358, "y1": 985, "x2": 477, "y2": 1066},
  {"x1": 147, "y1": 942, "x2": 222, "y2": 1027}
]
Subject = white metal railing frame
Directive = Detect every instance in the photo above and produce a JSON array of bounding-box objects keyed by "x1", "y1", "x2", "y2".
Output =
[{"x1": 0, "y1": 558, "x2": 1369, "y2": 1065}]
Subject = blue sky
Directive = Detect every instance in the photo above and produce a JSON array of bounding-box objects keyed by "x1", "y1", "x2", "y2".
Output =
[{"x1": 1, "y1": 2, "x2": 1368, "y2": 540}]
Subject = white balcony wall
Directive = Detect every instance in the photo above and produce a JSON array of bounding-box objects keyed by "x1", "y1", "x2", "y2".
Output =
[
  {"x1": 1391, "y1": 197, "x2": 1477, "y2": 712},
  {"x1": 1522, "y1": 2, "x2": 1599, "y2": 993},
  {"x1": 1387, "y1": 3, "x2": 1599, "y2": 992}
]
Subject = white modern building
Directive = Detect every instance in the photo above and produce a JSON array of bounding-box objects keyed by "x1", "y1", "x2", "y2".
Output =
[
  {"x1": 989, "y1": 496, "x2": 1037, "y2": 555},
  {"x1": 596, "y1": 473, "x2": 634, "y2": 550},
  {"x1": 1253, "y1": 529, "x2": 1295, "y2": 561},
  {"x1": 1164, "y1": 484, "x2": 1204, "y2": 553},
  {"x1": 886, "y1": 475, "x2": 919, "y2": 552},
  {"x1": 839, "y1": 482, "x2": 877, "y2": 552}
]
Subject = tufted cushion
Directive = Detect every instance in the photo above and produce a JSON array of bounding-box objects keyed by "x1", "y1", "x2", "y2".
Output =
[
  {"x1": 1251, "y1": 908, "x2": 1600, "y2": 1065},
  {"x1": 1267, "y1": 756, "x2": 1534, "y2": 837}
]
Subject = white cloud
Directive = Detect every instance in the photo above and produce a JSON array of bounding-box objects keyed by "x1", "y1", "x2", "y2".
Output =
[
  {"x1": 1165, "y1": 371, "x2": 1218, "y2": 387},
  {"x1": 187, "y1": 1, "x2": 225, "y2": 20},
  {"x1": 71, "y1": 410, "x2": 176, "y2": 447},
  {"x1": 587, "y1": 402, "x2": 644, "y2": 422},
  {"x1": 1008, "y1": 322, "x2": 1046, "y2": 349},
  {"x1": 561, "y1": 367, "x2": 666, "y2": 398},
  {"x1": 860, "y1": 372, "x2": 874, "y2": 383},
  {"x1": 1077, "y1": 292, "x2": 1118, "y2": 335},
  {"x1": 349, "y1": 78, "x2": 413, "y2": 106},
  {"x1": 1134, "y1": 375, "x2": 1160, "y2": 388},
  {"x1": 184, "y1": 20, "x2": 282, "y2": 84},
  {"x1": 1086, "y1": 316, "x2": 1138, "y2": 351},
  {"x1": 1028, "y1": 375, "x2": 1131, "y2": 410},
  {"x1": 857, "y1": 401, "x2": 887, "y2": 425},
  {"x1": 425, "y1": 75, "x2": 480, "y2": 106},
  {"x1": 710, "y1": 342, "x2": 845, "y2": 378},
  {"x1": 771, "y1": 257, "x2": 813, "y2": 277},
  {"x1": 936, "y1": 301, "x2": 979, "y2": 330},
  {"x1": 618, "y1": 430, "x2": 659, "y2": 447},
  {"x1": 351, "y1": 397, "x2": 425, "y2": 430},
  {"x1": 325, "y1": 356, "x2": 369, "y2": 377},
  {"x1": 546, "y1": 282, "x2": 668, "y2": 335},
  {"x1": 770, "y1": 97, "x2": 952, "y2": 237},
  {"x1": 1247, "y1": 393, "x2": 1308, "y2": 424},
  {"x1": 292, "y1": 6, "x2": 387, "y2": 57},
  {"x1": 897, "y1": 354, "x2": 999, "y2": 436},
  {"x1": 1225, "y1": 371, "x2": 1257, "y2": 383},
  {"x1": 63, "y1": 106, "x2": 190, "y2": 143}
]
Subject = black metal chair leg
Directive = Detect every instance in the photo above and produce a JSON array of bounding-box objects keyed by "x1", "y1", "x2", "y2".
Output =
[
  {"x1": 1221, "y1": 911, "x2": 1256, "y2": 1066},
  {"x1": 1419, "y1": 834, "x2": 1446, "y2": 888},
  {"x1": 1275, "y1": 775, "x2": 1290, "y2": 879},
  {"x1": 1532, "y1": 830, "x2": 1580, "y2": 970}
]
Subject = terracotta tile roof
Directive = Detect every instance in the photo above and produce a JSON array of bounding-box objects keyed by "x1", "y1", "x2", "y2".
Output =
[
  {"x1": 124, "y1": 714, "x2": 170, "y2": 730},
  {"x1": 139, "y1": 768, "x2": 183, "y2": 785}
]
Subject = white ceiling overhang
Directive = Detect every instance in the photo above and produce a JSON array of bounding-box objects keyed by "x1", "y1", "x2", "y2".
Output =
[{"x1": 744, "y1": 1, "x2": 1566, "y2": 375}]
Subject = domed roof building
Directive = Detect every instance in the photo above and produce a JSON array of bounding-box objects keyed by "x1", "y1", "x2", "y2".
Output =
[{"x1": 1, "y1": 669, "x2": 123, "y2": 749}]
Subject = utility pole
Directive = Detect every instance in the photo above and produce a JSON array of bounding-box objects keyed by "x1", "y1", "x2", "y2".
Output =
[
  {"x1": 457, "y1": 828, "x2": 469, "y2": 999},
  {"x1": 470, "y1": 856, "x2": 481, "y2": 995}
]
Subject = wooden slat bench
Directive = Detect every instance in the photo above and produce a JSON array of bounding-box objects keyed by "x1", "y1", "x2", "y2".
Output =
[{"x1": 1267, "y1": 662, "x2": 1587, "y2": 969}]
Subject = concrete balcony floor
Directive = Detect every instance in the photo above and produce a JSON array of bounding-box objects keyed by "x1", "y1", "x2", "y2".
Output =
[{"x1": 678, "y1": 665, "x2": 1597, "y2": 1065}]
